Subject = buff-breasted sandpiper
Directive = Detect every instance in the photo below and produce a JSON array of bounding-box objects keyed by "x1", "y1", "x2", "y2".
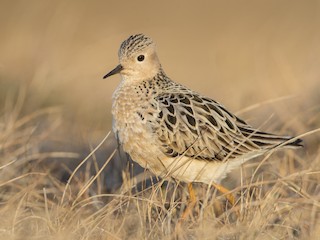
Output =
[{"x1": 103, "y1": 34, "x2": 302, "y2": 216}]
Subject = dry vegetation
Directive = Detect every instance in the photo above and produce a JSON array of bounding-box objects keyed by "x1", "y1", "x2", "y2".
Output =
[
  {"x1": 1, "y1": 85, "x2": 319, "y2": 240},
  {"x1": 1, "y1": 0, "x2": 320, "y2": 239}
]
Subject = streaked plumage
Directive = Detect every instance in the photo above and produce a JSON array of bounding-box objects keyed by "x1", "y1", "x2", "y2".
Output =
[{"x1": 104, "y1": 34, "x2": 302, "y2": 184}]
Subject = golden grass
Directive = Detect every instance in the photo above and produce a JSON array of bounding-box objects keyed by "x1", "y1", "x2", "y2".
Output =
[
  {"x1": 1, "y1": 88, "x2": 319, "y2": 240},
  {"x1": 1, "y1": 1, "x2": 320, "y2": 238}
]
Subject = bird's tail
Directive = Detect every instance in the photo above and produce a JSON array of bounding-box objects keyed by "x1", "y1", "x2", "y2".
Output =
[{"x1": 238, "y1": 126, "x2": 303, "y2": 149}]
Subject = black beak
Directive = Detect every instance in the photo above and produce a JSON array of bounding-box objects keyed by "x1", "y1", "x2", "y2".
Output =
[{"x1": 103, "y1": 64, "x2": 123, "y2": 79}]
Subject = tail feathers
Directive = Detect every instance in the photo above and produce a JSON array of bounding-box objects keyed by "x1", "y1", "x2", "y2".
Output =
[
  {"x1": 238, "y1": 126, "x2": 303, "y2": 149},
  {"x1": 280, "y1": 137, "x2": 303, "y2": 148}
]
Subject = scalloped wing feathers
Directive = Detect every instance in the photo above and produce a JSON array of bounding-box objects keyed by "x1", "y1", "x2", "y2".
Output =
[{"x1": 153, "y1": 88, "x2": 301, "y2": 162}]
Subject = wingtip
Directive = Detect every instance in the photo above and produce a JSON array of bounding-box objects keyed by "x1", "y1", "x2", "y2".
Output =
[{"x1": 287, "y1": 137, "x2": 303, "y2": 148}]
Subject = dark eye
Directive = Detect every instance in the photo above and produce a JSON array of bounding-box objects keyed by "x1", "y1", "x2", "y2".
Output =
[{"x1": 137, "y1": 55, "x2": 145, "y2": 62}]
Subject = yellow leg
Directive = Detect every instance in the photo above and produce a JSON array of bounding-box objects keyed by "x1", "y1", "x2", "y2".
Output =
[
  {"x1": 179, "y1": 183, "x2": 235, "y2": 221},
  {"x1": 188, "y1": 183, "x2": 196, "y2": 203},
  {"x1": 180, "y1": 183, "x2": 197, "y2": 220},
  {"x1": 212, "y1": 183, "x2": 235, "y2": 205}
]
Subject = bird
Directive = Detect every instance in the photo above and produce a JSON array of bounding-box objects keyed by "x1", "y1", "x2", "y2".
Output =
[{"x1": 103, "y1": 33, "x2": 302, "y2": 216}]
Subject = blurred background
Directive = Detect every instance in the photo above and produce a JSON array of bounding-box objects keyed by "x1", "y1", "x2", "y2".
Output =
[{"x1": 1, "y1": 0, "x2": 319, "y2": 189}]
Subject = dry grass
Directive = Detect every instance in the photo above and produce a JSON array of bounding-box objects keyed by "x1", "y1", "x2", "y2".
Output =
[
  {"x1": 1, "y1": 1, "x2": 320, "y2": 239},
  {"x1": 1, "y1": 88, "x2": 319, "y2": 240}
]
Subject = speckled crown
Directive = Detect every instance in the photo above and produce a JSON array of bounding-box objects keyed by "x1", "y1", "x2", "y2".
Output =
[{"x1": 118, "y1": 34, "x2": 154, "y2": 59}]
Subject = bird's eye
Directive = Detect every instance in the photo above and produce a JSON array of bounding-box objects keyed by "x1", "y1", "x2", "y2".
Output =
[{"x1": 137, "y1": 55, "x2": 145, "y2": 62}]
